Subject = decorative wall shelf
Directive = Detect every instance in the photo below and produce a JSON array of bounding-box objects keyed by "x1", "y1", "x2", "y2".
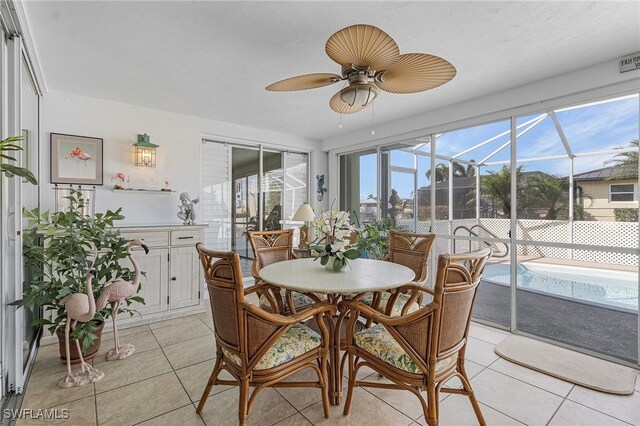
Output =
[{"x1": 111, "y1": 189, "x2": 175, "y2": 194}]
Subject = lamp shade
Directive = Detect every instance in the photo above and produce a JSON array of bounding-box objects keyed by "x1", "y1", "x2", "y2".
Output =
[
  {"x1": 339, "y1": 83, "x2": 379, "y2": 107},
  {"x1": 292, "y1": 202, "x2": 315, "y2": 222}
]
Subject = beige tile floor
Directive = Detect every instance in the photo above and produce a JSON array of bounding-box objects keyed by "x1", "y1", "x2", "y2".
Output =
[{"x1": 18, "y1": 307, "x2": 640, "y2": 426}]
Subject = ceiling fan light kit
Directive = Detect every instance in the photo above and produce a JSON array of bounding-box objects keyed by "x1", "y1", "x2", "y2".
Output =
[
  {"x1": 266, "y1": 24, "x2": 456, "y2": 115},
  {"x1": 339, "y1": 83, "x2": 379, "y2": 107}
]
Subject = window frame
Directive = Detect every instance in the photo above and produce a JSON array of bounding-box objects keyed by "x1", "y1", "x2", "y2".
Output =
[{"x1": 609, "y1": 183, "x2": 637, "y2": 203}]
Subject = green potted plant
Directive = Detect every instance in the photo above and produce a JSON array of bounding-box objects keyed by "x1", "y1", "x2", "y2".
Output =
[
  {"x1": 21, "y1": 189, "x2": 144, "y2": 362},
  {"x1": 1, "y1": 135, "x2": 37, "y2": 184},
  {"x1": 354, "y1": 218, "x2": 406, "y2": 260}
]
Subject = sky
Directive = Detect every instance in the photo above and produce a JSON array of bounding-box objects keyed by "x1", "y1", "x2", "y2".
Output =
[{"x1": 358, "y1": 94, "x2": 639, "y2": 201}]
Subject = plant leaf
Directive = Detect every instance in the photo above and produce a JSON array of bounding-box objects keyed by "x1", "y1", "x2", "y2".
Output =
[{"x1": 1, "y1": 163, "x2": 37, "y2": 184}]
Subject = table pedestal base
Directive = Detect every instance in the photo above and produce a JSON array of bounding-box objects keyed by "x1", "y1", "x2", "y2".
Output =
[{"x1": 305, "y1": 311, "x2": 364, "y2": 406}]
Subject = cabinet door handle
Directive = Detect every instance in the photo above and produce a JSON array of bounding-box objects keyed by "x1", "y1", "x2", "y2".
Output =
[
  {"x1": 171, "y1": 277, "x2": 177, "y2": 281},
  {"x1": 178, "y1": 236, "x2": 194, "y2": 240}
]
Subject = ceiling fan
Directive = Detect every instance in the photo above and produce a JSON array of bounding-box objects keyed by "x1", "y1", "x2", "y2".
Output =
[{"x1": 265, "y1": 24, "x2": 457, "y2": 114}]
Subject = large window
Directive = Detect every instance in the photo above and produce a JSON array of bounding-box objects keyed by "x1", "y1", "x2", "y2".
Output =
[
  {"x1": 337, "y1": 93, "x2": 640, "y2": 365},
  {"x1": 339, "y1": 149, "x2": 378, "y2": 226}
]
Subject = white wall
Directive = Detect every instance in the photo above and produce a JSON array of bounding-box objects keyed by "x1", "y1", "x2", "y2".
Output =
[{"x1": 40, "y1": 91, "x2": 327, "y2": 225}]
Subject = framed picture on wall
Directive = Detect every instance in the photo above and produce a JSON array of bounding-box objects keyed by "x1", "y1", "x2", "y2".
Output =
[{"x1": 50, "y1": 133, "x2": 103, "y2": 185}]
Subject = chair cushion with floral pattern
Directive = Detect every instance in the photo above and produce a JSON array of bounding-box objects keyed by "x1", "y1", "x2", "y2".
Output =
[
  {"x1": 222, "y1": 323, "x2": 321, "y2": 370},
  {"x1": 258, "y1": 289, "x2": 325, "y2": 313},
  {"x1": 360, "y1": 292, "x2": 423, "y2": 316},
  {"x1": 353, "y1": 324, "x2": 457, "y2": 374}
]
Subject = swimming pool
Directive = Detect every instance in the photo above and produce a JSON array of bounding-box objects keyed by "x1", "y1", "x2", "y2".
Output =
[{"x1": 482, "y1": 263, "x2": 638, "y2": 311}]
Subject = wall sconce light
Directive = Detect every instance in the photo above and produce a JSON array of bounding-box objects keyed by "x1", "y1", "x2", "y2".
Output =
[{"x1": 133, "y1": 133, "x2": 159, "y2": 167}]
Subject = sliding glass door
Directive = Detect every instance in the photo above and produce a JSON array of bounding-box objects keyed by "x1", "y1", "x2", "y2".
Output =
[
  {"x1": 230, "y1": 146, "x2": 260, "y2": 258},
  {"x1": 339, "y1": 149, "x2": 378, "y2": 227},
  {"x1": 0, "y1": 36, "x2": 41, "y2": 399},
  {"x1": 201, "y1": 141, "x2": 309, "y2": 258}
]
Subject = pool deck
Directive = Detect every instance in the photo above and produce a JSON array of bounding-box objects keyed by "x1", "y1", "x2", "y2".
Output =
[
  {"x1": 474, "y1": 279, "x2": 638, "y2": 364},
  {"x1": 489, "y1": 256, "x2": 638, "y2": 272}
]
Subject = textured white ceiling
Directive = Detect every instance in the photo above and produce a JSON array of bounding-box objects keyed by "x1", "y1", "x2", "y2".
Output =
[{"x1": 25, "y1": 1, "x2": 640, "y2": 140}]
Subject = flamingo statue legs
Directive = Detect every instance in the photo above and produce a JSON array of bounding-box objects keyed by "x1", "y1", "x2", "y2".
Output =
[
  {"x1": 97, "y1": 239, "x2": 149, "y2": 361},
  {"x1": 58, "y1": 270, "x2": 105, "y2": 388}
]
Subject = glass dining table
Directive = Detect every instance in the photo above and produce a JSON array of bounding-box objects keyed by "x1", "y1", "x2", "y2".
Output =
[{"x1": 259, "y1": 257, "x2": 415, "y2": 405}]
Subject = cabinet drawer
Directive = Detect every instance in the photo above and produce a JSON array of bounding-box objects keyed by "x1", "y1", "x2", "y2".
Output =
[
  {"x1": 171, "y1": 229, "x2": 202, "y2": 246},
  {"x1": 120, "y1": 231, "x2": 169, "y2": 247}
]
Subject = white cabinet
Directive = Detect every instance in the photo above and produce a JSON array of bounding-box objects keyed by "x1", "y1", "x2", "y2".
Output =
[
  {"x1": 129, "y1": 247, "x2": 169, "y2": 316},
  {"x1": 169, "y1": 246, "x2": 200, "y2": 309},
  {"x1": 118, "y1": 225, "x2": 205, "y2": 318},
  {"x1": 40, "y1": 224, "x2": 207, "y2": 344}
]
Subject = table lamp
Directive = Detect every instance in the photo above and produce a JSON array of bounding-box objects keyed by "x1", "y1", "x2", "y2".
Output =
[{"x1": 292, "y1": 202, "x2": 316, "y2": 249}]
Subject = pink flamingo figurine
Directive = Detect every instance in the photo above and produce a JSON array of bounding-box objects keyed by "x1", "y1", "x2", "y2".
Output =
[
  {"x1": 97, "y1": 240, "x2": 149, "y2": 361},
  {"x1": 65, "y1": 147, "x2": 93, "y2": 161},
  {"x1": 58, "y1": 270, "x2": 104, "y2": 388},
  {"x1": 111, "y1": 172, "x2": 126, "y2": 190}
]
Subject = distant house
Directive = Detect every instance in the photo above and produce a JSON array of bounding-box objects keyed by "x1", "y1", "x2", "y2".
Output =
[
  {"x1": 358, "y1": 198, "x2": 378, "y2": 223},
  {"x1": 573, "y1": 166, "x2": 637, "y2": 221},
  {"x1": 417, "y1": 176, "x2": 476, "y2": 219},
  {"x1": 415, "y1": 171, "x2": 552, "y2": 220}
]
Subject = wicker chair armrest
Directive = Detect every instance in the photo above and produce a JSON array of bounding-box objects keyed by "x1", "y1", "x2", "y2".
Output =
[
  {"x1": 241, "y1": 301, "x2": 336, "y2": 326},
  {"x1": 340, "y1": 299, "x2": 438, "y2": 327},
  {"x1": 243, "y1": 284, "x2": 264, "y2": 295},
  {"x1": 251, "y1": 260, "x2": 260, "y2": 281},
  {"x1": 395, "y1": 283, "x2": 435, "y2": 296}
]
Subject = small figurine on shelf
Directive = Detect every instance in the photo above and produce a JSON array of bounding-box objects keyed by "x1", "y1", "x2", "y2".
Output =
[
  {"x1": 110, "y1": 172, "x2": 126, "y2": 190},
  {"x1": 161, "y1": 178, "x2": 171, "y2": 192},
  {"x1": 177, "y1": 192, "x2": 199, "y2": 225}
]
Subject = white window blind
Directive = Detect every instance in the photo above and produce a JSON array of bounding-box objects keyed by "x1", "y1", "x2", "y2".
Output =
[{"x1": 201, "y1": 141, "x2": 232, "y2": 250}]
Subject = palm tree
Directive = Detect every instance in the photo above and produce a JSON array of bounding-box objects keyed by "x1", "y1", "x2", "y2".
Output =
[
  {"x1": 427, "y1": 160, "x2": 476, "y2": 182},
  {"x1": 426, "y1": 163, "x2": 449, "y2": 183},
  {"x1": 526, "y1": 174, "x2": 570, "y2": 220},
  {"x1": 480, "y1": 166, "x2": 525, "y2": 218},
  {"x1": 605, "y1": 140, "x2": 638, "y2": 179},
  {"x1": 453, "y1": 161, "x2": 476, "y2": 178}
]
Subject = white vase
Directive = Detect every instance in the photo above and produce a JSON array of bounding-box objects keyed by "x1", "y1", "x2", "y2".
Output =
[
  {"x1": 324, "y1": 256, "x2": 345, "y2": 271},
  {"x1": 325, "y1": 256, "x2": 336, "y2": 271}
]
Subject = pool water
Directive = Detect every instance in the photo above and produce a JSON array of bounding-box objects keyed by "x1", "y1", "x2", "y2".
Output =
[{"x1": 482, "y1": 263, "x2": 638, "y2": 311}]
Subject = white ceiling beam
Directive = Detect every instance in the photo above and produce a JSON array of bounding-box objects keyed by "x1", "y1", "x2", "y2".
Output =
[
  {"x1": 478, "y1": 114, "x2": 547, "y2": 164},
  {"x1": 549, "y1": 111, "x2": 573, "y2": 158},
  {"x1": 451, "y1": 113, "x2": 547, "y2": 160}
]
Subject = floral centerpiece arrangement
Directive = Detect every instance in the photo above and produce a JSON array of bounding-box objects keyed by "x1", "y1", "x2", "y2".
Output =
[{"x1": 310, "y1": 210, "x2": 360, "y2": 271}]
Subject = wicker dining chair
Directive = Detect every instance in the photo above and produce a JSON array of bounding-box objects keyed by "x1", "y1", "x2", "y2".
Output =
[
  {"x1": 340, "y1": 248, "x2": 492, "y2": 426},
  {"x1": 195, "y1": 244, "x2": 335, "y2": 425},
  {"x1": 248, "y1": 229, "x2": 322, "y2": 314},
  {"x1": 363, "y1": 231, "x2": 436, "y2": 317}
]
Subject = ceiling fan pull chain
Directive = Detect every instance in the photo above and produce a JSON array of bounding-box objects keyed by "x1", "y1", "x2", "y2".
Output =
[
  {"x1": 339, "y1": 114, "x2": 343, "y2": 129},
  {"x1": 371, "y1": 102, "x2": 376, "y2": 135}
]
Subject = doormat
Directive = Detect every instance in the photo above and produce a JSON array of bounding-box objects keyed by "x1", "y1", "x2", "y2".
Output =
[{"x1": 495, "y1": 335, "x2": 637, "y2": 395}]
